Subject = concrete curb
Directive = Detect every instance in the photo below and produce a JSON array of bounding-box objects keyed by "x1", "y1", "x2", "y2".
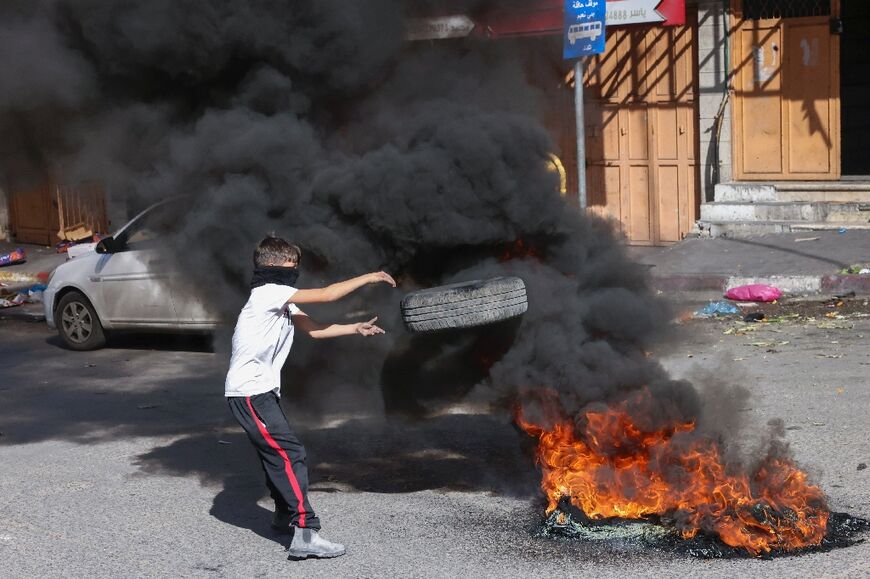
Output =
[
  {"x1": 821, "y1": 274, "x2": 870, "y2": 295},
  {"x1": 647, "y1": 274, "x2": 727, "y2": 292},
  {"x1": 650, "y1": 274, "x2": 870, "y2": 296},
  {"x1": 726, "y1": 275, "x2": 822, "y2": 294}
]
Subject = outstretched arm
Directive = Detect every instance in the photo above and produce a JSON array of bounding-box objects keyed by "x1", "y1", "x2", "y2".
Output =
[
  {"x1": 292, "y1": 312, "x2": 385, "y2": 339},
  {"x1": 289, "y1": 272, "x2": 396, "y2": 305}
]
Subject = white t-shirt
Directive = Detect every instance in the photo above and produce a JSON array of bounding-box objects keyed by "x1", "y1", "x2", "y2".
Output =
[{"x1": 225, "y1": 284, "x2": 301, "y2": 397}]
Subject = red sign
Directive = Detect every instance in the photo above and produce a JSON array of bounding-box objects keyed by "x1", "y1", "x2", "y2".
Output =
[
  {"x1": 655, "y1": 0, "x2": 687, "y2": 26},
  {"x1": 607, "y1": 0, "x2": 685, "y2": 27},
  {"x1": 406, "y1": 0, "x2": 685, "y2": 41},
  {"x1": 478, "y1": 0, "x2": 684, "y2": 38}
]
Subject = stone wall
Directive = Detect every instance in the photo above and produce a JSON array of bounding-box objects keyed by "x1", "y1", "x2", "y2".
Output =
[{"x1": 696, "y1": 0, "x2": 732, "y2": 202}]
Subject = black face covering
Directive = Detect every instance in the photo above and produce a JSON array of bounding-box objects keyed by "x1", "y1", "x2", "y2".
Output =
[{"x1": 250, "y1": 266, "x2": 300, "y2": 289}]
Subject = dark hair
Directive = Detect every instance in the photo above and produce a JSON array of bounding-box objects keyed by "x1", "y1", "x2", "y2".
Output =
[{"x1": 254, "y1": 236, "x2": 301, "y2": 267}]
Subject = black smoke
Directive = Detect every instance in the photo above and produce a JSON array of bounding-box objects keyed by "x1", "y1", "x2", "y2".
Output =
[{"x1": 0, "y1": 0, "x2": 701, "y2": 427}]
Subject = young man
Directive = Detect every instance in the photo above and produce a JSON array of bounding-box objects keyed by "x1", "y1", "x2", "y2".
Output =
[{"x1": 225, "y1": 236, "x2": 396, "y2": 560}]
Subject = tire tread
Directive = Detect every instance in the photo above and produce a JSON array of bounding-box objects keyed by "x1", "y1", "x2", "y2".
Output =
[{"x1": 401, "y1": 277, "x2": 527, "y2": 334}]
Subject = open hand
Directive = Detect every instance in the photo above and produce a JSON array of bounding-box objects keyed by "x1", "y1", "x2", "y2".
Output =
[
  {"x1": 368, "y1": 271, "x2": 396, "y2": 287},
  {"x1": 356, "y1": 317, "x2": 386, "y2": 336}
]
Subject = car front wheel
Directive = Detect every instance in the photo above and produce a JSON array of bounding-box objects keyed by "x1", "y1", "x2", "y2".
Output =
[{"x1": 56, "y1": 291, "x2": 106, "y2": 351}]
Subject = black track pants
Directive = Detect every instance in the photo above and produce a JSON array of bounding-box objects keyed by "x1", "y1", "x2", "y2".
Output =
[{"x1": 227, "y1": 391, "x2": 321, "y2": 530}]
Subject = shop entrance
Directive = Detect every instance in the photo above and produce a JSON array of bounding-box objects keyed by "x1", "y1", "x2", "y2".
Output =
[
  {"x1": 731, "y1": 0, "x2": 840, "y2": 180},
  {"x1": 841, "y1": 0, "x2": 870, "y2": 176},
  {"x1": 582, "y1": 15, "x2": 700, "y2": 245}
]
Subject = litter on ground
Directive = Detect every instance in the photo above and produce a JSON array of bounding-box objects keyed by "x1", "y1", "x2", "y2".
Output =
[
  {"x1": 725, "y1": 284, "x2": 782, "y2": 302},
  {"x1": 694, "y1": 301, "x2": 740, "y2": 318}
]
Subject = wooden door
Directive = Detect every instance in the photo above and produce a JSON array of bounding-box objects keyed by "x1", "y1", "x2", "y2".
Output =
[
  {"x1": 584, "y1": 14, "x2": 699, "y2": 245},
  {"x1": 10, "y1": 181, "x2": 108, "y2": 245},
  {"x1": 732, "y1": 1, "x2": 840, "y2": 180},
  {"x1": 10, "y1": 185, "x2": 54, "y2": 246},
  {"x1": 647, "y1": 22, "x2": 697, "y2": 243}
]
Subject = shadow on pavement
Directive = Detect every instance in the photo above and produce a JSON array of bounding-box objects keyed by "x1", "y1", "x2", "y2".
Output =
[
  {"x1": 211, "y1": 470, "x2": 292, "y2": 547},
  {"x1": 135, "y1": 414, "x2": 540, "y2": 540},
  {"x1": 45, "y1": 331, "x2": 216, "y2": 353},
  {"x1": 1, "y1": 320, "x2": 539, "y2": 543},
  {"x1": 1, "y1": 323, "x2": 226, "y2": 445}
]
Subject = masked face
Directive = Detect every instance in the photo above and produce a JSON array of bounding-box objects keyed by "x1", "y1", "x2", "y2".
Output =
[{"x1": 250, "y1": 264, "x2": 300, "y2": 289}]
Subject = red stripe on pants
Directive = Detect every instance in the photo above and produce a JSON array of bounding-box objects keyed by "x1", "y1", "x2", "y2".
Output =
[{"x1": 245, "y1": 396, "x2": 307, "y2": 527}]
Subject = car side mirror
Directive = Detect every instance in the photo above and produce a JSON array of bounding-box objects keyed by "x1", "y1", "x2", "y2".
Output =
[{"x1": 95, "y1": 236, "x2": 117, "y2": 254}]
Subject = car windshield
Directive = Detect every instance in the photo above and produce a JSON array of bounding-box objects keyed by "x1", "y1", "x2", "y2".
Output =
[{"x1": 116, "y1": 200, "x2": 183, "y2": 251}]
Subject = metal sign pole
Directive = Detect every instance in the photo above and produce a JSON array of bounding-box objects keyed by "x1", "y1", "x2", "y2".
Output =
[
  {"x1": 574, "y1": 58, "x2": 586, "y2": 209},
  {"x1": 563, "y1": 0, "x2": 605, "y2": 209}
]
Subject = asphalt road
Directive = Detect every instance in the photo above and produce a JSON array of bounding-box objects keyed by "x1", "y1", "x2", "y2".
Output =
[{"x1": 0, "y1": 311, "x2": 868, "y2": 578}]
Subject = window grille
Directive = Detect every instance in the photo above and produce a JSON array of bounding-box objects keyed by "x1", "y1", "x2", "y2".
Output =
[{"x1": 742, "y1": 0, "x2": 830, "y2": 19}]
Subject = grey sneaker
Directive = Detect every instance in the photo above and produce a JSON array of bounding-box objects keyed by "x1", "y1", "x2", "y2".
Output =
[
  {"x1": 271, "y1": 511, "x2": 292, "y2": 533},
  {"x1": 287, "y1": 527, "x2": 346, "y2": 560}
]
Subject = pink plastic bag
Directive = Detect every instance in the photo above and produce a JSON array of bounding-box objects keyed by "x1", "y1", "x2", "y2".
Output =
[{"x1": 725, "y1": 284, "x2": 782, "y2": 302}]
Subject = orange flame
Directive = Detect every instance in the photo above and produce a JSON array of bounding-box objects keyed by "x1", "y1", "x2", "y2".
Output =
[
  {"x1": 499, "y1": 239, "x2": 539, "y2": 262},
  {"x1": 516, "y1": 389, "x2": 829, "y2": 555}
]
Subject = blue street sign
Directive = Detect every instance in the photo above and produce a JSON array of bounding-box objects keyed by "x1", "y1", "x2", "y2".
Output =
[{"x1": 564, "y1": 0, "x2": 606, "y2": 59}]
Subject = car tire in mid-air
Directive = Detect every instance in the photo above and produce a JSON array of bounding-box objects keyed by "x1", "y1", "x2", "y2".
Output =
[
  {"x1": 56, "y1": 290, "x2": 107, "y2": 351},
  {"x1": 400, "y1": 276, "x2": 528, "y2": 334}
]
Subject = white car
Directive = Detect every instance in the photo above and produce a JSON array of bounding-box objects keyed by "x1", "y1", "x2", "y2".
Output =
[{"x1": 44, "y1": 199, "x2": 221, "y2": 350}]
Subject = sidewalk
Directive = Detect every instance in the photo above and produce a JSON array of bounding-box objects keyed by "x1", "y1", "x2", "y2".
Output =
[
  {"x1": 629, "y1": 230, "x2": 870, "y2": 297},
  {"x1": 1, "y1": 232, "x2": 868, "y2": 324},
  {"x1": 0, "y1": 242, "x2": 67, "y2": 322},
  {"x1": 0, "y1": 241, "x2": 67, "y2": 284}
]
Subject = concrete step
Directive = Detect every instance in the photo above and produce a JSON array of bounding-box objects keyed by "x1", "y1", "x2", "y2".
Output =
[
  {"x1": 790, "y1": 222, "x2": 870, "y2": 231},
  {"x1": 700, "y1": 201, "x2": 870, "y2": 223},
  {"x1": 696, "y1": 220, "x2": 870, "y2": 237},
  {"x1": 776, "y1": 182, "x2": 870, "y2": 203},
  {"x1": 777, "y1": 189, "x2": 870, "y2": 203},
  {"x1": 697, "y1": 220, "x2": 793, "y2": 237},
  {"x1": 774, "y1": 181, "x2": 870, "y2": 190},
  {"x1": 714, "y1": 182, "x2": 870, "y2": 203},
  {"x1": 713, "y1": 183, "x2": 778, "y2": 202}
]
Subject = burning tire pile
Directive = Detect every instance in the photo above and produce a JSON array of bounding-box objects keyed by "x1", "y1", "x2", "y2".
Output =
[
  {"x1": 517, "y1": 389, "x2": 869, "y2": 558},
  {"x1": 399, "y1": 278, "x2": 869, "y2": 558},
  {"x1": 543, "y1": 502, "x2": 870, "y2": 559}
]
